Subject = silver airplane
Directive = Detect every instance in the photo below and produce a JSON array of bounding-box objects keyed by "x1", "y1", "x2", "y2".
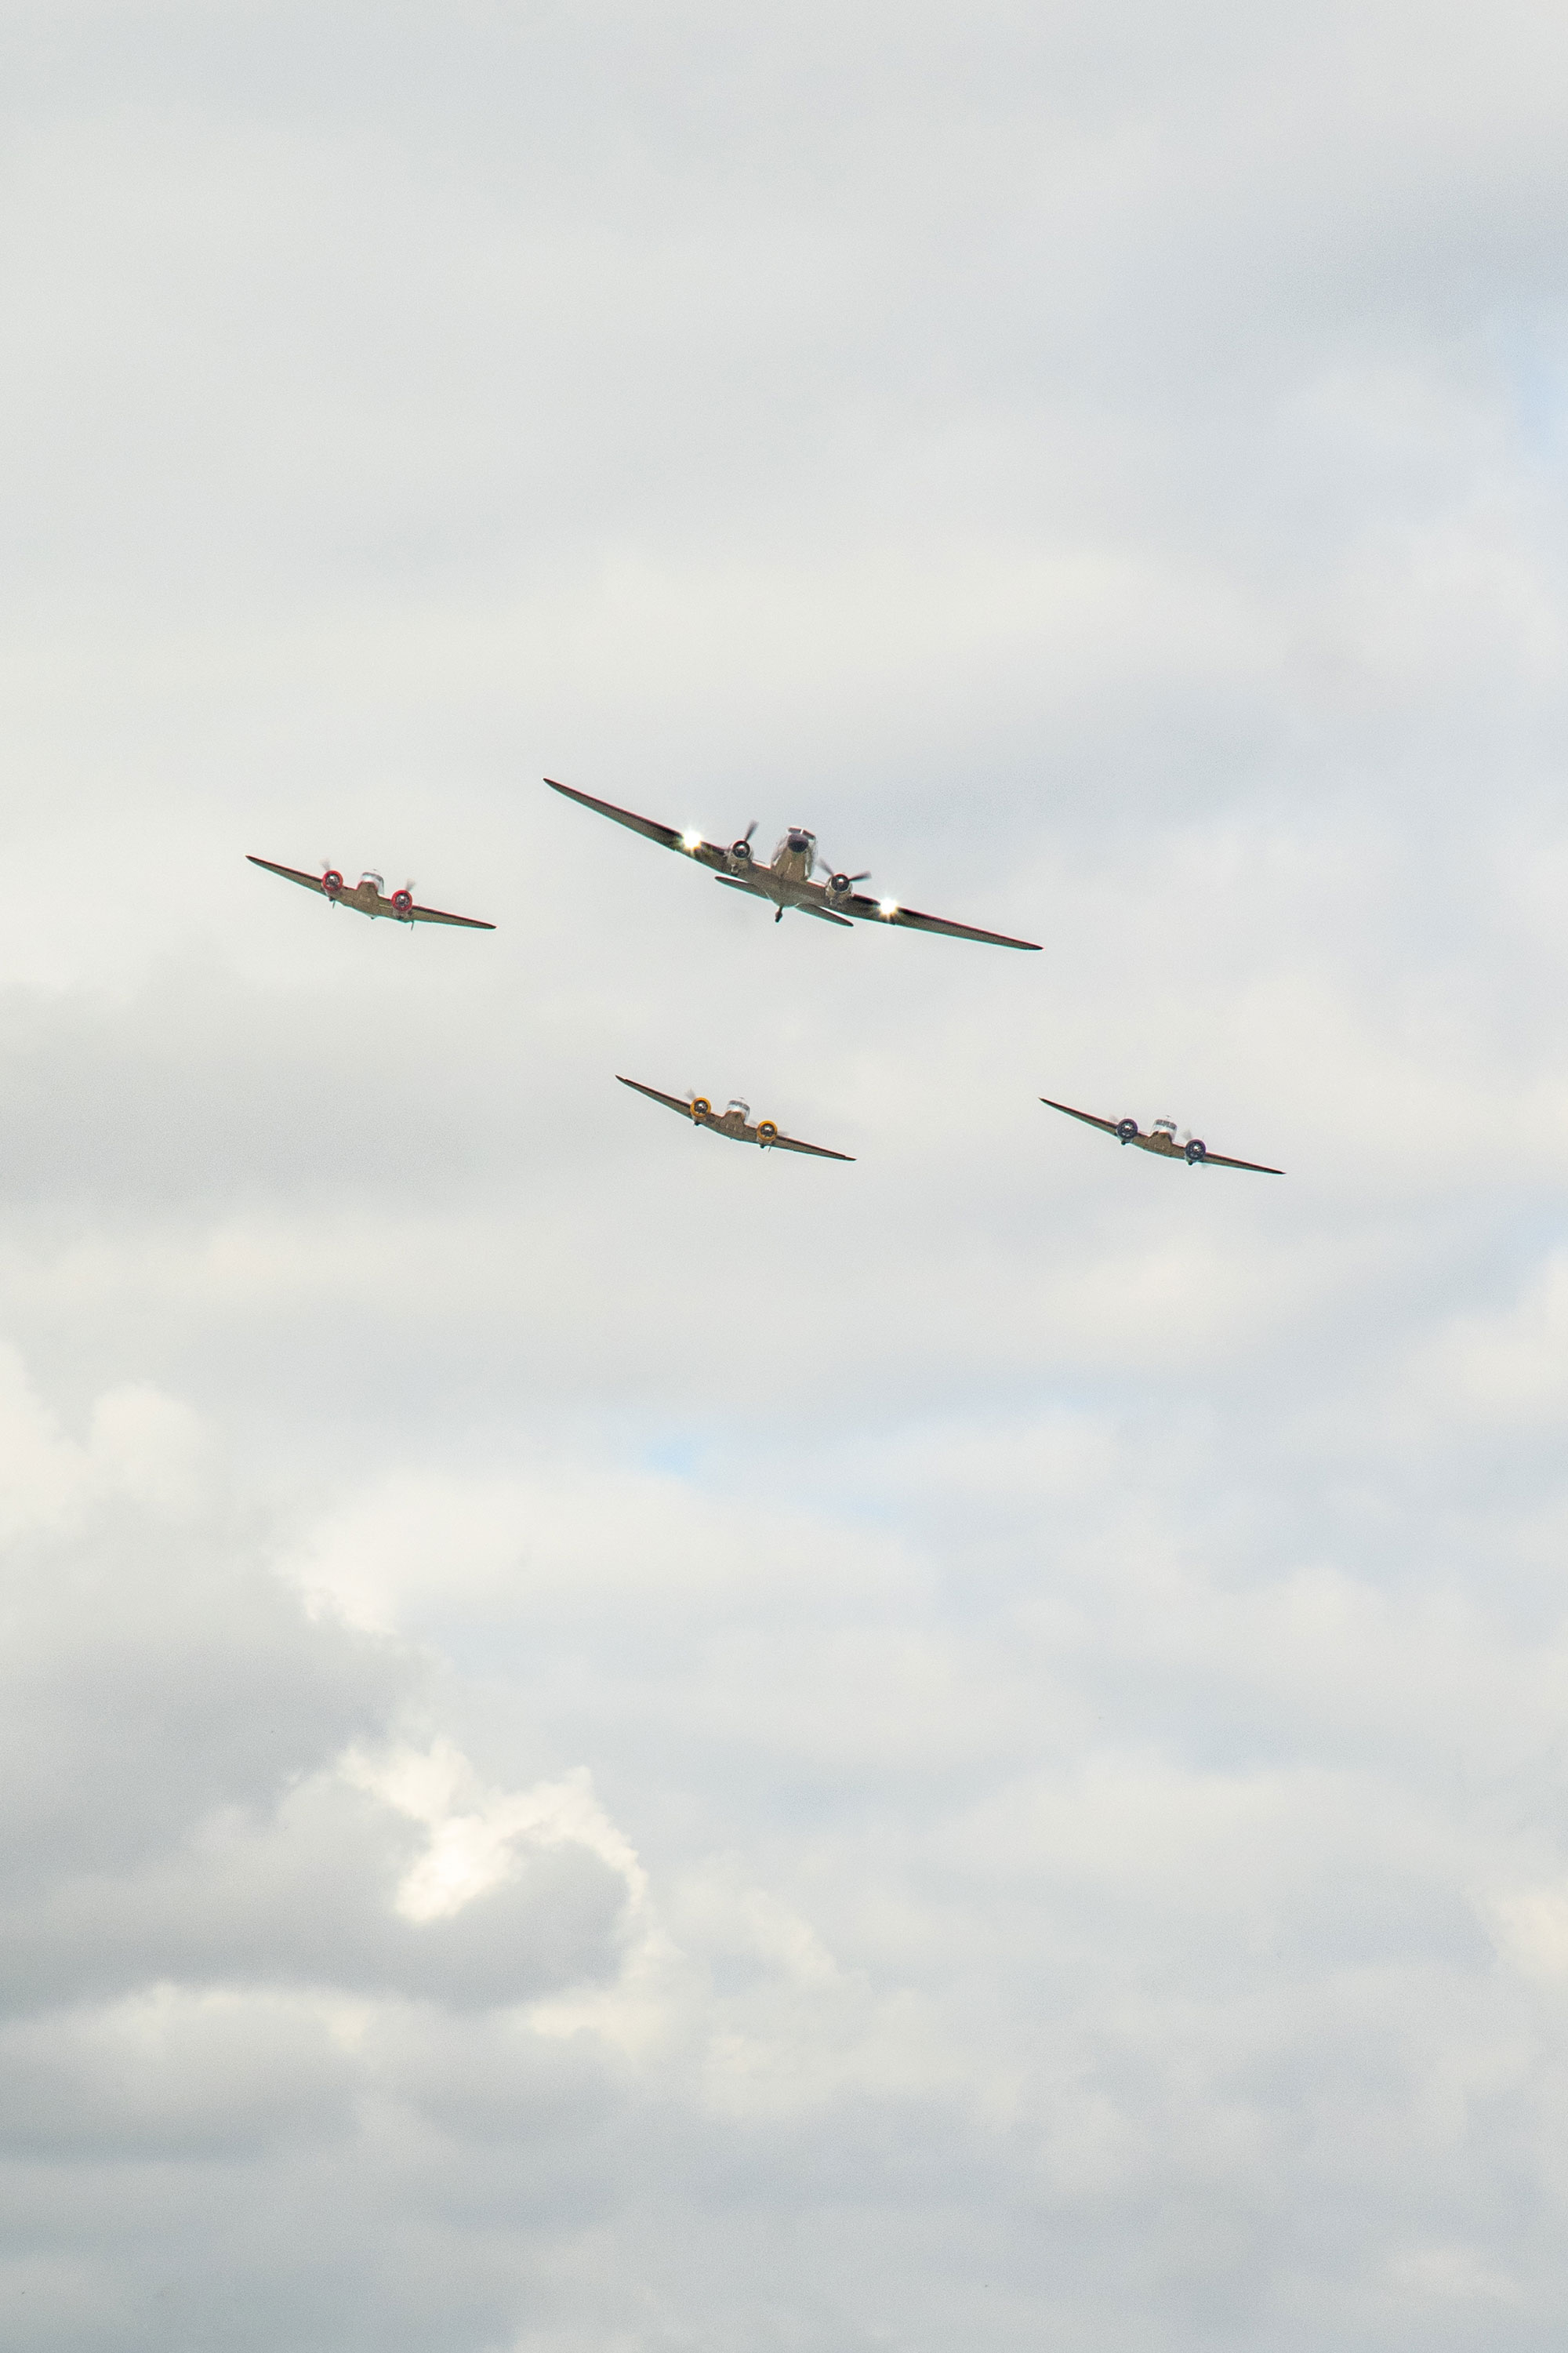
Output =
[
  {"x1": 1040, "y1": 1096, "x2": 1283, "y2": 1174},
  {"x1": 546, "y1": 778, "x2": 1040, "y2": 949},
  {"x1": 247, "y1": 856, "x2": 495, "y2": 929},
  {"x1": 619, "y1": 1077, "x2": 853, "y2": 1160}
]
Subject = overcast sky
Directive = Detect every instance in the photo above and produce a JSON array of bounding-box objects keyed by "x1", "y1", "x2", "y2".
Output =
[{"x1": 5, "y1": 2, "x2": 1568, "y2": 2347}]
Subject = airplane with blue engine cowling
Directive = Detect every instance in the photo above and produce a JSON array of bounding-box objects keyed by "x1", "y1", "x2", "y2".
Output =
[
  {"x1": 545, "y1": 779, "x2": 1040, "y2": 949},
  {"x1": 1040, "y1": 1097, "x2": 1283, "y2": 1175}
]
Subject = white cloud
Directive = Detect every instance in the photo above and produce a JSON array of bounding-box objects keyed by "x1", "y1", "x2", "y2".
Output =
[
  {"x1": 347, "y1": 1740, "x2": 646, "y2": 1925},
  {"x1": 0, "y1": 1343, "x2": 204, "y2": 1539},
  {"x1": 6, "y1": 2, "x2": 1568, "y2": 2344}
]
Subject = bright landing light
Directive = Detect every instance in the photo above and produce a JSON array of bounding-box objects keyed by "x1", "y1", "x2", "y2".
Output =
[
  {"x1": 879, "y1": 899, "x2": 899, "y2": 917},
  {"x1": 681, "y1": 830, "x2": 703, "y2": 852}
]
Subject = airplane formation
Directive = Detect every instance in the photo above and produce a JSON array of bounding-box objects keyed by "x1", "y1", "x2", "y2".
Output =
[{"x1": 248, "y1": 779, "x2": 1284, "y2": 1177}]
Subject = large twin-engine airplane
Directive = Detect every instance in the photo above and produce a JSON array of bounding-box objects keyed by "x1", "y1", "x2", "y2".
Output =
[
  {"x1": 546, "y1": 778, "x2": 1040, "y2": 950},
  {"x1": 618, "y1": 1077, "x2": 853, "y2": 1160},
  {"x1": 1040, "y1": 1097, "x2": 1283, "y2": 1175},
  {"x1": 247, "y1": 856, "x2": 495, "y2": 929}
]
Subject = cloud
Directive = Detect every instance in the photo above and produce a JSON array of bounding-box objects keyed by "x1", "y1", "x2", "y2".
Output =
[{"x1": 6, "y1": 2, "x2": 1568, "y2": 2345}]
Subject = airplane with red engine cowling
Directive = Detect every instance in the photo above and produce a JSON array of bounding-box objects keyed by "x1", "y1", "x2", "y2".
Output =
[
  {"x1": 545, "y1": 778, "x2": 1040, "y2": 949},
  {"x1": 247, "y1": 856, "x2": 495, "y2": 929}
]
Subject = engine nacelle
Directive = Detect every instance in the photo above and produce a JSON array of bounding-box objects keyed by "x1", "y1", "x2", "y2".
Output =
[
  {"x1": 1185, "y1": 1138, "x2": 1207, "y2": 1163},
  {"x1": 690, "y1": 1097, "x2": 712, "y2": 1121},
  {"x1": 757, "y1": 1120, "x2": 779, "y2": 1146},
  {"x1": 1116, "y1": 1117, "x2": 1138, "y2": 1143},
  {"x1": 826, "y1": 873, "x2": 852, "y2": 898},
  {"x1": 321, "y1": 869, "x2": 344, "y2": 898},
  {"x1": 728, "y1": 838, "x2": 753, "y2": 867},
  {"x1": 391, "y1": 888, "x2": 414, "y2": 917}
]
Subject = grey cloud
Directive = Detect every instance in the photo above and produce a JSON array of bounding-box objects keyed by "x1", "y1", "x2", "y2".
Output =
[
  {"x1": 0, "y1": 1775, "x2": 632, "y2": 2017},
  {"x1": 5, "y1": 0, "x2": 1568, "y2": 2347},
  {"x1": 0, "y1": 1520, "x2": 398, "y2": 1885},
  {"x1": 0, "y1": 1993, "x2": 361, "y2": 2161}
]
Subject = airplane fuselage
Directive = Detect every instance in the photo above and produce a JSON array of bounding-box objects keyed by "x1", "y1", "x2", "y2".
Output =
[
  {"x1": 325, "y1": 873, "x2": 416, "y2": 923},
  {"x1": 691, "y1": 1097, "x2": 778, "y2": 1147},
  {"x1": 721, "y1": 830, "x2": 818, "y2": 901},
  {"x1": 770, "y1": 830, "x2": 817, "y2": 884},
  {"x1": 717, "y1": 827, "x2": 862, "y2": 921}
]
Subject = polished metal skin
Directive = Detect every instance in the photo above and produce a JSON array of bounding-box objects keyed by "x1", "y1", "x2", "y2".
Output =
[{"x1": 545, "y1": 778, "x2": 1040, "y2": 950}]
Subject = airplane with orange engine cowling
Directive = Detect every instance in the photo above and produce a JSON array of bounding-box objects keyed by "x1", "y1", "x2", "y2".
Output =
[
  {"x1": 618, "y1": 1077, "x2": 853, "y2": 1160},
  {"x1": 246, "y1": 856, "x2": 495, "y2": 929},
  {"x1": 545, "y1": 778, "x2": 1040, "y2": 950}
]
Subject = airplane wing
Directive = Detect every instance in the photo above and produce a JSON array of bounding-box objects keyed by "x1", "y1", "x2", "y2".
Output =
[
  {"x1": 618, "y1": 1076, "x2": 698, "y2": 1119},
  {"x1": 768, "y1": 1131, "x2": 855, "y2": 1161},
  {"x1": 840, "y1": 889, "x2": 1040, "y2": 951},
  {"x1": 406, "y1": 900, "x2": 495, "y2": 930},
  {"x1": 1192, "y1": 1148, "x2": 1284, "y2": 1175},
  {"x1": 1040, "y1": 1095, "x2": 1125, "y2": 1138},
  {"x1": 248, "y1": 854, "x2": 328, "y2": 896},
  {"x1": 546, "y1": 778, "x2": 727, "y2": 868}
]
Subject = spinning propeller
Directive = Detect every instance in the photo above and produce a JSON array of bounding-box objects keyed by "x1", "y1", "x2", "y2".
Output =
[{"x1": 816, "y1": 854, "x2": 872, "y2": 896}]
